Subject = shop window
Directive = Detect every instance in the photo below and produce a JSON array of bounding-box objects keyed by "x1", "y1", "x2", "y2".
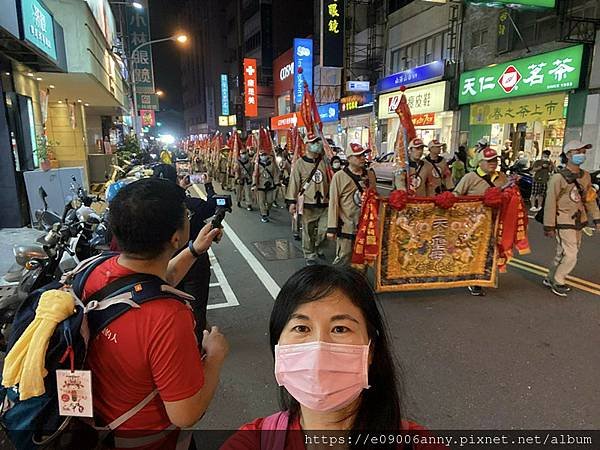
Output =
[
  {"x1": 471, "y1": 29, "x2": 488, "y2": 49},
  {"x1": 391, "y1": 29, "x2": 449, "y2": 73}
]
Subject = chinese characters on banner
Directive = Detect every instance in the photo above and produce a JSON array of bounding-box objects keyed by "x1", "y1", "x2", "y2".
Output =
[
  {"x1": 469, "y1": 93, "x2": 566, "y2": 125},
  {"x1": 459, "y1": 45, "x2": 583, "y2": 104},
  {"x1": 140, "y1": 109, "x2": 156, "y2": 127},
  {"x1": 244, "y1": 58, "x2": 258, "y2": 117},
  {"x1": 321, "y1": 0, "x2": 344, "y2": 67},
  {"x1": 378, "y1": 81, "x2": 446, "y2": 119},
  {"x1": 412, "y1": 113, "x2": 435, "y2": 127},
  {"x1": 126, "y1": 0, "x2": 155, "y2": 95}
]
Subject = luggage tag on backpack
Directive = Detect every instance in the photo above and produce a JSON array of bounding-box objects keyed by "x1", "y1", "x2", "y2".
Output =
[{"x1": 56, "y1": 370, "x2": 94, "y2": 417}]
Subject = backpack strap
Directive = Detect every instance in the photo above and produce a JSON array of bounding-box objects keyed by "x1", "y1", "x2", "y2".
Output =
[{"x1": 260, "y1": 411, "x2": 289, "y2": 450}]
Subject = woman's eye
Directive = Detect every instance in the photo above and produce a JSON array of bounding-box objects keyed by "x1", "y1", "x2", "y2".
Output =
[
  {"x1": 292, "y1": 325, "x2": 310, "y2": 333},
  {"x1": 332, "y1": 326, "x2": 350, "y2": 334}
]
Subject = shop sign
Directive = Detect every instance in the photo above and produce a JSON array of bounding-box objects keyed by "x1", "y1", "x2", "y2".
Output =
[
  {"x1": 378, "y1": 81, "x2": 446, "y2": 119},
  {"x1": 346, "y1": 81, "x2": 370, "y2": 92},
  {"x1": 469, "y1": 0, "x2": 555, "y2": 8},
  {"x1": 218, "y1": 116, "x2": 228, "y2": 126},
  {"x1": 318, "y1": 103, "x2": 340, "y2": 122},
  {"x1": 228, "y1": 115, "x2": 236, "y2": 126},
  {"x1": 377, "y1": 61, "x2": 445, "y2": 93},
  {"x1": 244, "y1": 58, "x2": 258, "y2": 117},
  {"x1": 21, "y1": 0, "x2": 57, "y2": 60},
  {"x1": 273, "y1": 48, "x2": 294, "y2": 96},
  {"x1": 340, "y1": 93, "x2": 374, "y2": 112},
  {"x1": 140, "y1": 109, "x2": 155, "y2": 127},
  {"x1": 293, "y1": 38, "x2": 313, "y2": 105},
  {"x1": 127, "y1": 1, "x2": 155, "y2": 95},
  {"x1": 469, "y1": 92, "x2": 566, "y2": 125},
  {"x1": 270, "y1": 112, "x2": 305, "y2": 130},
  {"x1": 136, "y1": 93, "x2": 159, "y2": 111},
  {"x1": 412, "y1": 113, "x2": 436, "y2": 127},
  {"x1": 321, "y1": 0, "x2": 344, "y2": 67},
  {"x1": 221, "y1": 74, "x2": 229, "y2": 116},
  {"x1": 459, "y1": 45, "x2": 583, "y2": 105}
]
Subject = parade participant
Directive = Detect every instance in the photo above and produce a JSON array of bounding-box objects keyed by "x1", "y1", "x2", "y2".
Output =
[
  {"x1": 235, "y1": 148, "x2": 254, "y2": 211},
  {"x1": 253, "y1": 130, "x2": 280, "y2": 223},
  {"x1": 530, "y1": 149, "x2": 554, "y2": 212},
  {"x1": 423, "y1": 139, "x2": 454, "y2": 196},
  {"x1": 286, "y1": 131, "x2": 330, "y2": 265},
  {"x1": 84, "y1": 178, "x2": 228, "y2": 449},
  {"x1": 543, "y1": 141, "x2": 600, "y2": 297},
  {"x1": 273, "y1": 147, "x2": 287, "y2": 208},
  {"x1": 330, "y1": 155, "x2": 343, "y2": 173},
  {"x1": 218, "y1": 145, "x2": 233, "y2": 191},
  {"x1": 327, "y1": 144, "x2": 377, "y2": 266},
  {"x1": 393, "y1": 138, "x2": 427, "y2": 196},
  {"x1": 452, "y1": 145, "x2": 467, "y2": 185},
  {"x1": 501, "y1": 139, "x2": 513, "y2": 172},
  {"x1": 160, "y1": 147, "x2": 174, "y2": 165},
  {"x1": 223, "y1": 266, "x2": 444, "y2": 450},
  {"x1": 454, "y1": 147, "x2": 509, "y2": 297},
  {"x1": 468, "y1": 138, "x2": 488, "y2": 172}
]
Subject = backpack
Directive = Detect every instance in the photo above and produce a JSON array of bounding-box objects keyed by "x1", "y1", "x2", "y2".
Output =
[
  {"x1": 535, "y1": 173, "x2": 585, "y2": 224},
  {"x1": 0, "y1": 253, "x2": 194, "y2": 450}
]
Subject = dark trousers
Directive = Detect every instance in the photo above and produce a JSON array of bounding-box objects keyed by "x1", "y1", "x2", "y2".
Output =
[{"x1": 177, "y1": 255, "x2": 211, "y2": 340}]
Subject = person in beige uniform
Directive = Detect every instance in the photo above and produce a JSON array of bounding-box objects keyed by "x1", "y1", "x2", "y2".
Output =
[
  {"x1": 393, "y1": 138, "x2": 428, "y2": 196},
  {"x1": 423, "y1": 140, "x2": 454, "y2": 196},
  {"x1": 253, "y1": 145, "x2": 280, "y2": 223},
  {"x1": 218, "y1": 146, "x2": 233, "y2": 191},
  {"x1": 543, "y1": 141, "x2": 600, "y2": 297},
  {"x1": 327, "y1": 144, "x2": 377, "y2": 266},
  {"x1": 235, "y1": 149, "x2": 254, "y2": 211},
  {"x1": 287, "y1": 134, "x2": 330, "y2": 265},
  {"x1": 454, "y1": 146, "x2": 508, "y2": 296}
]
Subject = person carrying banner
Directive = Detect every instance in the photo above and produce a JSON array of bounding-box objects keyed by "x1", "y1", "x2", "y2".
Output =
[
  {"x1": 327, "y1": 143, "x2": 377, "y2": 266},
  {"x1": 393, "y1": 138, "x2": 428, "y2": 196},
  {"x1": 287, "y1": 131, "x2": 330, "y2": 265},
  {"x1": 254, "y1": 129, "x2": 280, "y2": 223},
  {"x1": 453, "y1": 146, "x2": 509, "y2": 296},
  {"x1": 423, "y1": 140, "x2": 454, "y2": 196}
]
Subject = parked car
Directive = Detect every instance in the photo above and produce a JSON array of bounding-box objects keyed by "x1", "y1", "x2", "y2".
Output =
[{"x1": 370, "y1": 151, "x2": 396, "y2": 184}]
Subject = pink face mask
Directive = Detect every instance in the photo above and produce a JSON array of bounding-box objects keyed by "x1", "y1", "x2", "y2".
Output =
[{"x1": 274, "y1": 341, "x2": 370, "y2": 412}]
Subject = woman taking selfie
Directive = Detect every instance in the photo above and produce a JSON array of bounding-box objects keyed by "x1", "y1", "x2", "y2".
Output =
[{"x1": 223, "y1": 266, "x2": 443, "y2": 449}]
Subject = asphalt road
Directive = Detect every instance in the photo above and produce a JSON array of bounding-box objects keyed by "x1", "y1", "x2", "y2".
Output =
[{"x1": 195, "y1": 184, "x2": 600, "y2": 435}]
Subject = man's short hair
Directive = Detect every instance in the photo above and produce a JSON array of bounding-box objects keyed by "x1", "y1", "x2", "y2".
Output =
[
  {"x1": 110, "y1": 178, "x2": 187, "y2": 259},
  {"x1": 542, "y1": 150, "x2": 551, "y2": 157}
]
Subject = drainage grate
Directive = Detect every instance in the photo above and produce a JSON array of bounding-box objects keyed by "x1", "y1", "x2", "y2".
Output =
[{"x1": 252, "y1": 239, "x2": 304, "y2": 261}]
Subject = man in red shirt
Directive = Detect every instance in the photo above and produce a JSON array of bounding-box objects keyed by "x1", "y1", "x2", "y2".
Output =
[{"x1": 84, "y1": 178, "x2": 229, "y2": 449}]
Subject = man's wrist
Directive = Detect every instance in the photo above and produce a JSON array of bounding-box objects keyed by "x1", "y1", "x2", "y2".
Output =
[{"x1": 189, "y1": 240, "x2": 205, "y2": 258}]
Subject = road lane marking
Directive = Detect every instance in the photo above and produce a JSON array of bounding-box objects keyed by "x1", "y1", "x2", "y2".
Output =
[
  {"x1": 209, "y1": 282, "x2": 220, "y2": 288},
  {"x1": 192, "y1": 184, "x2": 281, "y2": 300},
  {"x1": 508, "y1": 260, "x2": 600, "y2": 297},
  {"x1": 512, "y1": 258, "x2": 600, "y2": 289},
  {"x1": 207, "y1": 248, "x2": 240, "y2": 310}
]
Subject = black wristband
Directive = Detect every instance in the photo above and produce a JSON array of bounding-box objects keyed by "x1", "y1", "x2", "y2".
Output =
[{"x1": 188, "y1": 240, "x2": 202, "y2": 258}]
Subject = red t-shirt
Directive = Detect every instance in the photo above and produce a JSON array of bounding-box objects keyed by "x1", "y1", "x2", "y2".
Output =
[
  {"x1": 222, "y1": 415, "x2": 447, "y2": 450},
  {"x1": 84, "y1": 256, "x2": 204, "y2": 449}
]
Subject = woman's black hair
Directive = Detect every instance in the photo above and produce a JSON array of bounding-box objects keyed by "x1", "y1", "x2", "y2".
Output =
[{"x1": 269, "y1": 265, "x2": 404, "y2": 438}]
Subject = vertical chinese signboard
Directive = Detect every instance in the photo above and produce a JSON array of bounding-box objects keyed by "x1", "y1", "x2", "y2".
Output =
[
  {"x1": 221, "y1": 74, "x2": 229, "y2": 116},
  {"x1": 321, "y1": 0, "x2": 344, "y2": 67},
  {"x1": 458, "y1": 45, "x2": 583, "y2": 104},
  {"x1": 293, "y1": 38, "x2": 313, "y2": 105},
  {"x1": 244, "y1": 58, "x2": 258, "y2": 117},
  {"x1": 126, "y1": 0, "x2": 155, "y2": 95}
]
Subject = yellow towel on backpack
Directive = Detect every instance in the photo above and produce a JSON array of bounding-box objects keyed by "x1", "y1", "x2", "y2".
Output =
[{"x1": 2, "y1": 290, "x2": 75, "y2": 401}]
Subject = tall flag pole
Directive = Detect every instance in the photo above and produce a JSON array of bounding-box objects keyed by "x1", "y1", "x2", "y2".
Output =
[{"x1": 394, "y1": 86, "x2": 416, "y2": 190}]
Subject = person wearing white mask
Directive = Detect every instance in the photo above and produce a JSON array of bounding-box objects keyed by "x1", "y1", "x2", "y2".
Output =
[
  {"x1": 543, "y1": 141, "x2": 600, "y2": 297},
  {"x1": 222, "y1": 266, "x2": 442, "y2": 450}
]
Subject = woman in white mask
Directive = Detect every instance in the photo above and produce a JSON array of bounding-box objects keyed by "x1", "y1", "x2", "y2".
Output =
[{"x1": 223, "y1": 266, "x2": 441, "y2": 449}]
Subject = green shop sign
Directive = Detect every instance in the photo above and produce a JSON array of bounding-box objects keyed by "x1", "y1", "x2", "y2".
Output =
[
  {"x1": 469, "y1": 0, "x2": 555, "y2": 8},
  {"x1": 459, "y1": 45, "x2": 583, "y2": 105},
  {"x1": 21, "y1": 0, "x2": 57, "y2": 60}
]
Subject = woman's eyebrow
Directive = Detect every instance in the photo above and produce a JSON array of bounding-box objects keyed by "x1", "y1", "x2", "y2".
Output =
[
  {"x1": 330, "y1": 314, "x2": 359, "y2": 324},
  {"x1": 290, "y1": 313, "x2": 310, "y2": 321}
]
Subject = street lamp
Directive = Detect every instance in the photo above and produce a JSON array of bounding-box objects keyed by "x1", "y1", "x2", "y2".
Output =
[
  {"x1": 130, "y1": 34, "x2": 188, "y2": 138},
  {"x1": 156, "y1": 89, "x2": 164, "y2": 97}
]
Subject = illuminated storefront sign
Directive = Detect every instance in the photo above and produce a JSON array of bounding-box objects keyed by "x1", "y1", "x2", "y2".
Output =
[
  {"x1": 293, "y1": 38, "x2": 313, "y2": 105},
  {"x1": 469, "y1": 92, "x2": 567, "y2": 125},
  {"x1": 377, "y1": 61, "x2": 445, "y2": 93},
  {"x1": 340, "y1": 93, "x2": 374, "y2": 113},
  {"x1": 270, "y1": 112, "x2": 305, "y2": 130},
  {"x1": 221, "y1": 74, "x2": 229, "y2": 116},
  {"x1": 321, "y1": 0, "x2": 344, "y2": 67},
  {"x1": 244, "y1": 58, "x2": 258, "y2": 117},
  {"x1": 318, "y1": 103, "x2": 340, "y2": 122},
  {"x1": 378, "y1": 81, "x2": 447, "y2": 119},
  {"x1": 21, "y1": 0, "x2": 57, "y2": 60}
]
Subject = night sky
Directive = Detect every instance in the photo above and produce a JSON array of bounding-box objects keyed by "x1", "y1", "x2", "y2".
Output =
[{"x1": 149, "y1": 0, "x2": 186, "y2": 134}]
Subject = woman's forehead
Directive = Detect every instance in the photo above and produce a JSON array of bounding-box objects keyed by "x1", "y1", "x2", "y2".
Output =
[{"x1": 291, "y1": 291, "x2": 365, "y2": 319}]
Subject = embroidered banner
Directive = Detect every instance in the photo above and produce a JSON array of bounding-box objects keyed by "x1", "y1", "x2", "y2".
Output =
[{"x1": 376, "y1": 200, "x2": 499, "y2": 292}]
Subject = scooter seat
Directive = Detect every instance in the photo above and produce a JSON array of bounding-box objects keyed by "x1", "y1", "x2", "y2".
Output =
[{"x1": 14, "y1": 244, "x2": 48, "y2": 266}]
